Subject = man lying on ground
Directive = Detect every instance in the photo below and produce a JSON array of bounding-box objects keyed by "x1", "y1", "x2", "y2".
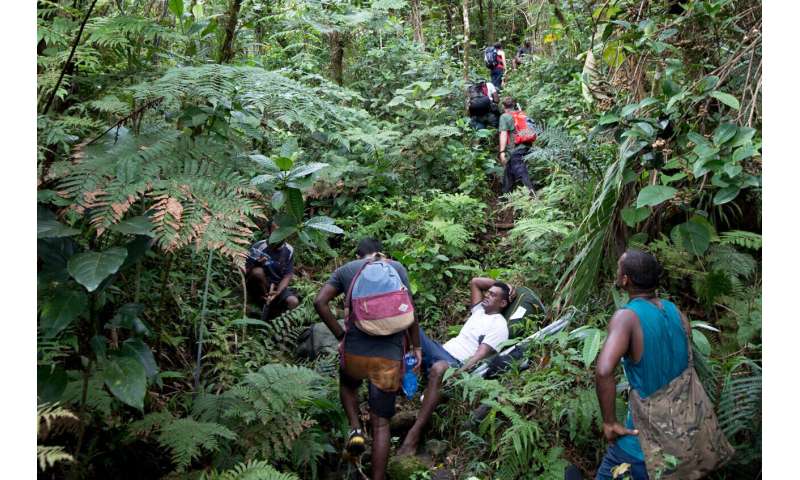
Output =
[{"x1": 396, "y1": 277, "x2": 512, "y2": 456}]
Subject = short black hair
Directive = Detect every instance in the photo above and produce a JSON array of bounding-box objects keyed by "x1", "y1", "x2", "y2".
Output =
[
  {"x1": 356, "y1": 237, "x2": 382, "y2": 258},
  {"x1": 502, "y1": 96, "x2": 515, "y2": 109},
  {"x1": 524, "y1": 40, "x2": 532, "y2": 48},
  {"x1": 494, "y1": 42, "x2": 503, "y2": 49},
  {"x1": 492, "y1": 281, "x2": 511, "y2": 304},
  {"x1": 621, "y1": 249, "x2": 663, "y2": 290}
]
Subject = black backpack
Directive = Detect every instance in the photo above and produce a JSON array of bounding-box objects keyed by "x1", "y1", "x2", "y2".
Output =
[
  {"x1": 484, "y1": 46, "x2": 498, "y2": 69},
  {"x1": 467, "y1": 80, "x2": 489, "y2": 99}
]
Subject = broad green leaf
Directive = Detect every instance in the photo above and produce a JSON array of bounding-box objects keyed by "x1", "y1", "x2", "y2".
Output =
[
  {"x1": 712, "y1": 123, "x2": 738, "y2": 146},
  {"x1": 67, "y1": 248, "x2": 127, "y2": 292},
  {"x1": 285, "y1": 188, "x2": 304, "y2": 222},
  {"x1": 603, "y1": 41, "x2": 626, "y2": 69},
  {"x1": 732, "y1": 144, "x2": 756, "y2": 162},
  {"x1": 269, "y1": 226, "x2": 297, "y2": 244},
  {"x1": 723, "y1": 164, "x2": 742, "y2": 178},
  {"x1": 693, "y1": 144, "x2": 719, "y2": 160},
  {"x1": 686, "y1": 132, "x2": 710, "y2": 148},
  {"x1": 40, "y1": 289, "x2": 87, "y2": 337},
  {"x1": 191, "y1": 3, "x2": 203, "y2": 18},
  {"x1": 598, "y1": 113, "x2": 620, "y2": 125},
  {"x1": 429, "y1": 87, "x2": 451, "y2": 97},
  {"x1": 109, "y1": 216, "x2": 154, "y2": 236},
  {"x1": 634, "y1": 122, "x2": 655, "y2": 138},
  {"x1": 272, "y1": 191, "x2": 285, "y2": 210},
  {"x1": 414, "y1": 98, "x2": 436, "y2": 109},
  {"x1": 38, "y1": 365, "x2": 68, "y2": 403},
  {"x1": 636, "y1": 185, "x2": 677, "y2": 208},
  {"x1": 38, "y1": 219, "x2": 79, "y2": 239},
  {"x1": 673, "y1": 221, "x2": 710, "y2": 256},
  {"x1": 251, "y1": 173, "x2": 276, "y2": 186},
  {"x1": 288, "y1": 162, "x2": 328, "y2": 180},
  {"x1": 274, "y1": 156, "x2": 294, "y2": 171},
  {"x1": 102, "y1": 356, "x2": 146, "y2": 410},
  {"x1": 660, "y1": 171, "x2": 687, "y2": 185},
  {"x1": 109, "y1": 303, "x2": 150, "y2": 336},
  {"x1": 387, "y1": 95, "x2": 406, "y2": 107},
  {"x1": 121, "y1": 338, "x2": 159, "y2": 379},
  {"x1": 582, "y1": 329, "x2": 604, "y2": 368},
  {"x1": 305, "y1": 216, "x2": 345, "y2": 234},
  {"x1": 692, "y1": 330, "x2": 711, "y2": 356},
  {"x1": 168, "y1": 0, "x2": 184, "y2": 18},
  {"x1": 710, "y1": 91, "x2": 740, "y2": 111},
  {"x1": 696, "y1": 75, "x2": 719, "y2": 93},
  {"x1": 729, "y1": 127, "x2": 756, "y2": 148},
  {"x1": 249, "y1": 154, "x2": 278, "y2": 170},
  {"x1": 621, "y1": 206, "x2": 650, "y2": 227},
  {"x1": 414, "y1": 81, "x2": 431, "y2": 91},
  {"x1": 713, "y1": 186, "x2": 740, "y2": 205}
]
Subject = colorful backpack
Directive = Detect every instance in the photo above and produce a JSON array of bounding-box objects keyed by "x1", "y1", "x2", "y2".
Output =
[
  {"x1": 511, "y1": 110, "x2": 538, "y2": 145},
  {"x1": 345, "y1": 257, "x2": 415, "y2": 336},
  {"x1": 484, "y1": 46, "x2": 498, "y2": 69}
]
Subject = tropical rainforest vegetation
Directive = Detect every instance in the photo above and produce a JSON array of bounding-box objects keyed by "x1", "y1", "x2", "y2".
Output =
[{"x1": 37, "y1": 0, "x2": 761, "y2": 478}]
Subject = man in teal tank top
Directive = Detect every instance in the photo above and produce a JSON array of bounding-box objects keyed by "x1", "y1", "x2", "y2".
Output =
[{"x1": 594, "y1": 250, "x2": 690, "y2": 479}]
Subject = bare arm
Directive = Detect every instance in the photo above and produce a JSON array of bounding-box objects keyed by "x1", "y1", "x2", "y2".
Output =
[
  {"x1": 314, "y1": 284, "x2": 345, "y2": 340},
  {"x1": 273, "y1": 272, "x2": 293, "y2": 296},
  {"x1": 459, "y1": 343, "x2": 496, "y2": 372},
  {"x1": 469, "y1": 277, "x2": 495, "y2": 305},
  {"x1": 499, "y1": 130, "x2": 509, "y2": 165},
  {"x1": 595, "y1": 309, "x2": 639, "y2": 441}
]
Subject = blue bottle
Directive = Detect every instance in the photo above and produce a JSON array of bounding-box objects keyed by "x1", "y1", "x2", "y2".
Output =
[{"x1": 402, "y1": 352, "x2": 418, "y2": 399}]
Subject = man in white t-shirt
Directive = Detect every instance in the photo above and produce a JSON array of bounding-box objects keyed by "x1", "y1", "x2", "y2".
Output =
[{"x1": 397, "y1": 278, "x2": 511, "y2": 456}]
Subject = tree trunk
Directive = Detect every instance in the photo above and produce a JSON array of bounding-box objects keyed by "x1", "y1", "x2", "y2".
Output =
[
  {"x1": 462, "y1": 0, "x2": 470, "y2": 108},
  {"x1": 329, "y1": 31, "x2": 345, "y2": 85},
  {"x1": 410, "y1": 0, "x2": 425, "y2": 48},
  {"x1": 218, "y1": 0, "x2": 243, "y2": 64},
  {"x1": 477, "y1": 0, "x2": 485, "y2": 46},
  {"x1": 487, "y1": 0, "x2": 495, "y2": 44}
]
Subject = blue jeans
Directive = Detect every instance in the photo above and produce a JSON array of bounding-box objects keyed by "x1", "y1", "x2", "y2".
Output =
[
  {"x1": 595, "y1": 442, "x2": 649, "y2": 480},
  {"x1": 419, "y1": 329, "x2": 461, "y2": 373},
  {"x1": 490, "y1": 67, "x2": 504, "y2": 90}
]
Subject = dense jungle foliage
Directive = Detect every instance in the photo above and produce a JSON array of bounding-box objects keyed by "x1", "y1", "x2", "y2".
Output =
[{"x1": 37, "y1": 0, "x2": 761, "y2": 478}]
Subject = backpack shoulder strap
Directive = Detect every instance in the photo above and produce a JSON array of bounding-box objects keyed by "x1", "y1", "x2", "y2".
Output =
[{"x1": 343, "y1": 258, "x2": 376, "y2": 326}]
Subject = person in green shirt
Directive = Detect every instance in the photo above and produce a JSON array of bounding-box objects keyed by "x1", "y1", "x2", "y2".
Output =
[{"x1": 498, "y1": 97, "x2": 536, "y2": 195}]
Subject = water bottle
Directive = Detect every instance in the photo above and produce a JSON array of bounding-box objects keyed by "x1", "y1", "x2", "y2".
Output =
[{"x1": 402, "y1": 352, "x2": 418, "y2": 399}]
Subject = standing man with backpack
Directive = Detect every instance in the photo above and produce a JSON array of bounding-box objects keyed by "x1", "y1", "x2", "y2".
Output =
[
  {"x1": 484, "y1": 42, "x2": 506, "y2": 91},
  {"x1": 594, "y1": 250, "x2": 733, "y2": 479},
  {"x1": 513, "y1": 40, "x2": 533, "y2": 69},
  {"x1": 498, "y1": 96, "x2": 537, "y2": 195},
  {"x1": 313, "y1": 238, "x2": 421, "y2": 480}
]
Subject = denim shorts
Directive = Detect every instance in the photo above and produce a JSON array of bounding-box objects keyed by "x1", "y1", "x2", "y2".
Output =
[
  {"x1": 419, "y1": 328, "x2": 461, "y2": 373},
  {"x1": 595, "y1": 442, "x2": 649, "y2": 480}
]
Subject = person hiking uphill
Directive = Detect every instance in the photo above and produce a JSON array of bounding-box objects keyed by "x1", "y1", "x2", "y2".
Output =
[
  {"x1": 313, "y1": 238, "x2": 421, "y2": 480},
  {"x1": 244, "y1": 220, "x2": 300, "y2": 321},
  {"x1": 513, "y1": 40, "x2": 533, "y2": 69},
  {"x1": 594, "y1": 250, "x2": 733, "y2": 479},
  {"x1": 397, "y1": 277, "x2": 511, "y2": 457},
  {"x1": 484, "y1": 42, "x2": 506, "y2": 90},
  {"x1": 498, "y1": 96, "x2": 537, "y2": 195},
  {"x1": 468, "y1": 79, "x2": 500, "y2": 130}
]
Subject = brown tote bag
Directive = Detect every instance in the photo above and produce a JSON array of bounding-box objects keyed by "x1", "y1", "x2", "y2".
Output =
[{"x1": 629, "y1": 314, "x2": 735, "y2": 479}]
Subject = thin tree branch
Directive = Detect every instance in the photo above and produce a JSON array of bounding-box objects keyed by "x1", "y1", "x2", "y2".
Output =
[{"x1": 41, "y1": 0, "x2": 99, "y2": 115}]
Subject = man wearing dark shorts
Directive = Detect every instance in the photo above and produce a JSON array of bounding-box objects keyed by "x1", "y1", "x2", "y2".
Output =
[
  {"x1": 313, "y1": 238, "x2": 421, "y2": 480},
  {"x1": 397, "y1": 277, "x2": 510, "y2": 456},
  {"x1": 245, "y1": 222, "x2": 300, "y2": 321},
  {"x1": 498, "y1": 96, "x2": 536, "y2": 195}
]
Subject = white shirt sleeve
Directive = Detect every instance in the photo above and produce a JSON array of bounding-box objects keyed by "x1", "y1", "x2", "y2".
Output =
[{"x1": 480, "y1": 315, "x2": 509, "y2": 352}]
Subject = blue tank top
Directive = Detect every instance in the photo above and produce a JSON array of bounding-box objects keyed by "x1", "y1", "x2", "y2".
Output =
[{"x1": 616, "y1": 298, "x2": 689, "y2": 460}]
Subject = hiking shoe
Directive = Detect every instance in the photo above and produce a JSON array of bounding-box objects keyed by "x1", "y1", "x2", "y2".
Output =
[{"x1": 345, "y1": 428, "x2": 366, "y2": 456}]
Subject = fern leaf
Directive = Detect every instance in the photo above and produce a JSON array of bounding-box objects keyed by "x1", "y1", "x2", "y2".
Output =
[{"x1": 37, "y1": 445, "x2": 74, "y2": 471}]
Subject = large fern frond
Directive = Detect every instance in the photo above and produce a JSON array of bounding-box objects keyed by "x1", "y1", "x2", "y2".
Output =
[
  {"x1": 37, "y1": 445, "x2": 74, "y2": 471},
  {"x1": 201, "y1": 459, "x2": 299, "y2": 480},
  {"x1": 129, "y1": 411, "x2": 237, "y2": 472}
]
